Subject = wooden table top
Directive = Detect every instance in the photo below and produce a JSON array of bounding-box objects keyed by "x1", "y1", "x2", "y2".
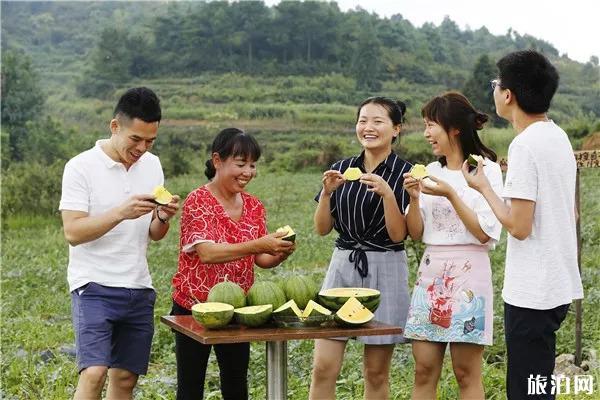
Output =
[{"x1": 161, "y1": 315, "x2": 403, "y2": 344}]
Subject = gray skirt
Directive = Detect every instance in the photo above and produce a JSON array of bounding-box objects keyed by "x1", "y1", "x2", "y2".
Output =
[{"x1": 321, "y1": 247, "x2": 410, "y2": 344}]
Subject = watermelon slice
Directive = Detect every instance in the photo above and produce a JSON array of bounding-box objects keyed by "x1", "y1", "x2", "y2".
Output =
[
  {"x1": 191, "y1": 302, "x2": 234, "y2": 329},
  {"x1": 233, "y1": 304, "x2": 273, "y2": 327},
  {"x1": 334, "y1": 297, "x2": 374, "y2": 327}
]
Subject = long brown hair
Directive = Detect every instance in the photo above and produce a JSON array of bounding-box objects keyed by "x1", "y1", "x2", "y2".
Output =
[{"x1": 421, "y1": 92, "x2": 497, "y2": 166}]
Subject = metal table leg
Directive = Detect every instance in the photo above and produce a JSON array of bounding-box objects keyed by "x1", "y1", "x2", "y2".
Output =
[{"x1": 266, "y1": 340, "x2": 287, "y2": 399}]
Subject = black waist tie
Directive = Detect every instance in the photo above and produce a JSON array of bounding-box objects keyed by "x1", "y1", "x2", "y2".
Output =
[
  {"x1": 336, "y1": 241, "x2": 393, "y2": 280},
  {"x1": 348, "y1": 248, "x2": 369, "y2": 278}
]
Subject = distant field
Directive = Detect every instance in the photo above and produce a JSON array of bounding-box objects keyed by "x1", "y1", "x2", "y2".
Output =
[{"x1": 2, "y1": 169, "x2": 599, "y2": 399}]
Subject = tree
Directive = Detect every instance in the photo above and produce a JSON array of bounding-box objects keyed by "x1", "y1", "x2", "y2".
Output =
[
  {"x1": 1, "y1": 50, "x2": 46, "y2": 162},
  {"x1": 76, "y1": 27, "x2": 133, "y2": 98},
  {"x1": 352, "y1": 24, "x2": 383, "y2": 91},
  {"x1": 1, "y1": 50, "x2": 45, "y2": 127},
  {"x1": 90, "y1": 27, "x2": 132, "y2": 83},
  {"x1": 229, "y1": 1, "x2": 270, "y2": 71},
  {"x1": 463, "y1": 54, "x2": 504, "y2": 126}
]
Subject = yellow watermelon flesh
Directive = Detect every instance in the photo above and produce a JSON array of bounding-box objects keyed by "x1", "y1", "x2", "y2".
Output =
[
  {"x1": 334, "y1": 297, "x2": 374, "y2": 326},
  {"x1": 152, "y1": 185, "x2": 173, "y2": 205},
  {"x1": 191, "y1": 302, "x2": 234, "y2": 329}
]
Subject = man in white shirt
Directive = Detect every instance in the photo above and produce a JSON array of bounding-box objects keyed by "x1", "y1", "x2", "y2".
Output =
[
  {"x1": 462, "y1": 50, "x2": 583, "y2": 399},
  {"x1": 60, "y1": 87, "x2": 180, "y2": 400}
]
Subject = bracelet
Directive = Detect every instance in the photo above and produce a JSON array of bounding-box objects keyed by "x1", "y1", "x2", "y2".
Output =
[{"x1": 156, "y1": 208, "x2": 169, "y2": 224}]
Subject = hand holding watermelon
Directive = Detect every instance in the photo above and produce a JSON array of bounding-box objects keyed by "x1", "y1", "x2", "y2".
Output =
[
  {"x1": 256, "y1": 231, "x2": 295, "y2": 256},
  {"x1": 461, "y1": 158, "x2": 492, "y2": 193},
  {"x1": 321, "y1": 169, "x2": 345, "y2": 195}
]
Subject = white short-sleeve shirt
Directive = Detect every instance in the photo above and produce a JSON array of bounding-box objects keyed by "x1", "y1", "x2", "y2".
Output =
[
  {"x1": 502, "y1": 121, "x2": 583, "y2": 309},
  {"x1": 59, "y1": 140, "x2": 164, "y2": 292},
  {"x1": 409, "y1": 160, "x2": 503, "y2": 248}
]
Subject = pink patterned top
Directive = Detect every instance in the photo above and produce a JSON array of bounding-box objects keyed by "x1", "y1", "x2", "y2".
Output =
[{"x1": 172, "y1": 185, "x2": 267, "y2": 310}]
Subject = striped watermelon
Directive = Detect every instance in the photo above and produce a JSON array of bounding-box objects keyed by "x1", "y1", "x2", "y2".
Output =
[
  {"x1": 207, "y1": 281, "x2": 246, "y2": 309},
  {"x1": 282, "y1": 276, "x2": 317, "y2": 309},
  {"x1": 247, "y1": 281, "x2": 286, "y2": 309},
  {"x1": 318, "y1": 287, "x2": 380, "y2": 312}
]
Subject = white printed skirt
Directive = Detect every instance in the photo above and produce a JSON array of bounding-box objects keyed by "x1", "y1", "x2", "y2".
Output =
[{"x1": 404, "y1": 245, "x2": 493, "y2": 345}]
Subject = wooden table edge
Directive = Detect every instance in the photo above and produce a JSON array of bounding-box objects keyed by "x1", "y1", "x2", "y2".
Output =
[{"x1": 160, "y1": 315, "x2": 403, "y2": 344}]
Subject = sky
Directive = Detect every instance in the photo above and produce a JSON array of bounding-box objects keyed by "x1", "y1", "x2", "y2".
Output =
[{"x1": 266, "y1": 0, "x2": 599, "y2": 63}]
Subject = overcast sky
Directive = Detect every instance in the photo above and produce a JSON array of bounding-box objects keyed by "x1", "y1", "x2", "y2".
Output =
[{"x1": 267, "y1": 0, "x2": 599, "y2": 63}]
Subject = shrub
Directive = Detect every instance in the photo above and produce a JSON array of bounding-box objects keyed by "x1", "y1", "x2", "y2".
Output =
[{"x1": 1, "y1": 160, "x2": 65, "y2": 217}]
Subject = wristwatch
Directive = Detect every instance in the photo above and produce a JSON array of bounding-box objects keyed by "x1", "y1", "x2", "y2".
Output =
[{"x1": 157, "y1": 208, "x2": 169, "y2": 224}]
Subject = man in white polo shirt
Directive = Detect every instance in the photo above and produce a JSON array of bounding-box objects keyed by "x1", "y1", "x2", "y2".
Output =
[
  {"x1": 60, "y1": 87, "x2": 180, "y2": 400},
  {"x1": 462, "y1": 50, "x2": 583, "y2": 399}
]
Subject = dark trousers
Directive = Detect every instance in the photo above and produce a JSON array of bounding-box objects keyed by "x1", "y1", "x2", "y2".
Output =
[
  {"x1": 172, "y1": 301, "x2": 250, "y2": 400},
  {"x1": 504, "y1": 302, "x2": 570, "y2": 400}
]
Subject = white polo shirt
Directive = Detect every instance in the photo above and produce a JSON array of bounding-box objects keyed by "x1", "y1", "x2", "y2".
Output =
[
  {"x1": 60, "y1": 140, "x2": 164, "y2": 292},
  {"x1": 502, "y1": 121, "x2": 583, "y2": 309}
]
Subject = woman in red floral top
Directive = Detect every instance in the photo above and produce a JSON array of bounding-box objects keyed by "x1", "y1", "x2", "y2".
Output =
[{"x1": 171, "y1": 128, "x2": 295, "y2": 400}]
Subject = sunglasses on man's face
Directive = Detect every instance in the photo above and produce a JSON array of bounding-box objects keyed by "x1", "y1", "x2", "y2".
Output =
[{"x1": 490, "y1": 79, "x2": 501, "y2": 91}]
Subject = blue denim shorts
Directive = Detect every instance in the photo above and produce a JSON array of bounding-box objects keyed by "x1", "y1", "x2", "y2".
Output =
[{"x1": 71, "y1": 282, "x2": 156, "y2": 375}]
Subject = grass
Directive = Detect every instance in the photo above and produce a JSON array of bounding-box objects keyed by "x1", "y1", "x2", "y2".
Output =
[{"x1": 1, "y1": 168, "x2": 599, "y2": 399}]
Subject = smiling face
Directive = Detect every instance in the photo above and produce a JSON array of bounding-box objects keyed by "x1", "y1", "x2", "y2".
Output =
[
  {"x1": 213, "y1": 154, "x2": 257, "y2": 193},
  {"x1": 423, "y1": 118, "x2": 460, "y2": 158},
  {"x1": 109, "y1": 117, "x2": 159, "y2": 168},
  {"x1": 356, "y1": 103, "x2": 400, "y2": 151}
]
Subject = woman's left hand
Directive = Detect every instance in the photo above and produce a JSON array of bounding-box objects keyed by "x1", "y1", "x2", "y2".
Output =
[
  {"x1": 360, "y1": 173, "x2": 393, "y2": 198},
  {"x1": 420, "y1": 176, "x2": 455, "y2": 198}
]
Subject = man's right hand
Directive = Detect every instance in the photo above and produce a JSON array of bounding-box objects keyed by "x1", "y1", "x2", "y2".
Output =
[{"x1": 117, "y1": 194, "x2": 157, "y2": 221}]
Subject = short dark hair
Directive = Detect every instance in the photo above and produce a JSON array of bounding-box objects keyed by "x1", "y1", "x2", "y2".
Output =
[
  {"x1": 204, "y1": 128, "x2": 262, "y2": 180},
  {"x1": 356, "y1": 96, "x2": 407, "y2": 143},
  {"x1": 497, "y1": 50, "x2": 559, "y2": 114},
  {"x1": 113, "y1": 87, "x2": 161, "y2": 123},
  {"x1": 422, "y1": 91, "x2": 497, "y2": 167}
]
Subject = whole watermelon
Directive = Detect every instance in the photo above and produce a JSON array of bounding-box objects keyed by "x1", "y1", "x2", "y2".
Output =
[
  {"x1": 207, "y1": 281, "x2": 246, "y2": 309},
  {"x1": 283, "y1": 276, "x2": 317, "y2": 309},
  {"x1": 247, "y1": 281, "x2": 286, "y2": 310}
]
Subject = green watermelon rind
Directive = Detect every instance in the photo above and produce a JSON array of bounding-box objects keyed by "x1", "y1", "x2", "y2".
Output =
[
  {"x1": 467, "y1": 154, "x2": 485, "y2": 167},
  {"x1": 283, "y1": 276, "x2": 317, "y2": 310},
  {"x1": 282, "y1": 234, "x2": 296, "y2": 242},
  {"x1": 333, "y1": 312, "x2": 373, "y2": 327},
  {"x1": 246, "y1": 281, "x2": 287, "y2": 310},
  {"x1": 233, "y1": 305, "x2": 273, "y2": 328},
  {"x1": 207, "y1": 282, "x2": 247, "y2": 309},
  {"x1": 318, "y1": 291, "x2": 380, "y2": 312}
]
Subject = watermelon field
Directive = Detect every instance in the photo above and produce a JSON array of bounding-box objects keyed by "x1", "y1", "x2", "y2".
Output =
[
  {"x1": 3, "y1": 2, "x2": 600, "y2": 397},
  {"x1": 1, "y1": 167, "x2": 599, "y2": 399}
]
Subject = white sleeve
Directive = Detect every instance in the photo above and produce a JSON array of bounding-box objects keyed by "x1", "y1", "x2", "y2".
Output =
[
  {"x1": 475, "y1": 163, "x2": 503, "y2": 241},
  {"x1": 502, "y1": 144, "x2": 537, "y2": 202},
  {"x1": 156, "y1": 157, "x2": 165, "y2": 186},
  {"x1": 182, "y1": 239, "x2": 215, "y2": 253},
  {"x1": 59, "y1": 159, "x2": 90, "y2": 212}
]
